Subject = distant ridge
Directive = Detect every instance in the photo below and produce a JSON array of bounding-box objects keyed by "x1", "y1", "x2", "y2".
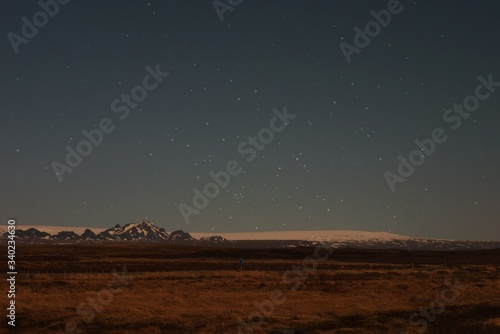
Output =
[
  {"x1": 190, "y1": 230, "x2": 412, "y2": 242},
  {"x1": 3, "y1": 221, "x2": 198, "y2": 242},
  {"x1": 3, "y1": 223, "x2": 500, "y2": 250}
]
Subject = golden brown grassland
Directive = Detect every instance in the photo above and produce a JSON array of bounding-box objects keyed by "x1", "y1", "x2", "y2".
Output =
[{"x1": 1, "y1": 244, "x2": 499, "y2": 333}]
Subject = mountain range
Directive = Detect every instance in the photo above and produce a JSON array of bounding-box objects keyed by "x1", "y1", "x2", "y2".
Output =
[
  {"x1": 2, "y1": 221, "x2": 202, "y2": 242},
  {"x1": 2, "y1": 222, "x2": 500, "y2": 250}
]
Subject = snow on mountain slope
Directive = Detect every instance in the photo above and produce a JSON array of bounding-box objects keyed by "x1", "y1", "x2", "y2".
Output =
[
  {"x1": 6, "y1": 223, "x2": 500, "y2": 249},
  {"x1": 21, "y1": 226, "x2": 409, "y2": 242},
  {"x1": 9, "y1": 225, "x2": 445, "y2": 242},
  {"x1": 97, "y1": 221, "x2": 170, "y2": 241},
  {"x1": 190, "y1": 230, "x2": 412, "y2": 242}
]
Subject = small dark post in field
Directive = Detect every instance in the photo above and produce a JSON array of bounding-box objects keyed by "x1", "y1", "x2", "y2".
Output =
[{"x1": 239, "y1": 258, "x2": 246, "y2": 272}]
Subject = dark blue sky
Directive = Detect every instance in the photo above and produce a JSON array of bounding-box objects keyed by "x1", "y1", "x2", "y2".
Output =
[{"x1": 1, "y1": 0, "x2": 499, "y2": 240}]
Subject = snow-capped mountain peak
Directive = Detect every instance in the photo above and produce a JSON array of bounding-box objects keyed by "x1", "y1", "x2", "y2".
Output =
[{"x1": 97, "y1": 220, "x2": 170, "y2": 241}]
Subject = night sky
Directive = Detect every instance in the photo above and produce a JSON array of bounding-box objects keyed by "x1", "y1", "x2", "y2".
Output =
[{"x1": 1, "y1": 0, "x2": 499, "y2": 240}]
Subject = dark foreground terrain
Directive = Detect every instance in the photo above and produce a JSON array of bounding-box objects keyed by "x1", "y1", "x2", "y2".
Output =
[{"x1": 1, "y1": 243, "x2": 499, "y2": 333}]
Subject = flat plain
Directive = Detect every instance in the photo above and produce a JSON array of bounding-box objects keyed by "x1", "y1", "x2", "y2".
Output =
[{"x1": 1, "y1": 243, "x2": 500, "y2": 333}]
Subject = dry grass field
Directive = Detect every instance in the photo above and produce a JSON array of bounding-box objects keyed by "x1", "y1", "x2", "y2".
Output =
[{"x1": 1, "y1": 243, "x2": 500, "y2": 333}]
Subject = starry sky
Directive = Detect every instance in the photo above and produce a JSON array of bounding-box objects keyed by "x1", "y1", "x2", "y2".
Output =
[{"x1": 1, "y1": 0, "x2": 499, "y2": 240}]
